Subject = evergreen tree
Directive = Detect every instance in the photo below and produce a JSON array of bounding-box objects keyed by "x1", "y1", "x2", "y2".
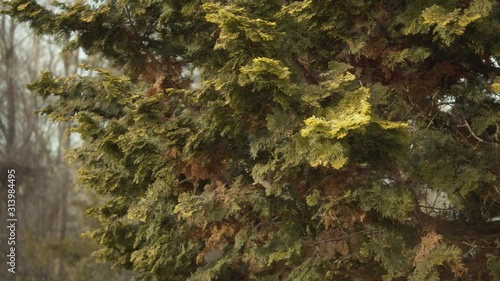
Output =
[{"x1": 2, "y1": 0, "x2": 499, "y2": 280}]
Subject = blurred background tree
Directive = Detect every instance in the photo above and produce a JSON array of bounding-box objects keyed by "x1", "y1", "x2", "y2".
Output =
[{"x1": 0, "y1": 9, "x2": 133, "y2": 281}]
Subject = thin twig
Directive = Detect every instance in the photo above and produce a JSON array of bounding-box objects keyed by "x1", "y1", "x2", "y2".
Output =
[
  {"x1": 462, "y1": 118, "x2": 490, "y2": 143},
  {"x1": 309, "y1": 230, "x2": 381, "y2": 245}
]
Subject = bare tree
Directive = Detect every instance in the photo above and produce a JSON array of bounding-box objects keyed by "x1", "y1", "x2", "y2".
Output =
[{"x1": 0, "y1": 13, "x2": 132, "y2": 280}]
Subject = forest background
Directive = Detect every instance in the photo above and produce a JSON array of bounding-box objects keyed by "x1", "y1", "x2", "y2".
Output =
[{"x1": 0, "y1": 1, "x2": 133, "y2": 280}]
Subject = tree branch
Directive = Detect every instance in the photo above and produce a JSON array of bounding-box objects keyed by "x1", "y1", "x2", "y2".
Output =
[{"x1": 460, "y1": 117, "x2": 492, "y2": 144}]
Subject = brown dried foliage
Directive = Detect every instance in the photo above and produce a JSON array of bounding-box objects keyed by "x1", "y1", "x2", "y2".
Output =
[
  {"x1": 181, "y1": 152, "x2": 228, "y2": 184},
  {"x1": 182, "y1": 158, "x2": 211, "y2": 181},
  {"x1": 196, "y1": 222, "x2": 236, "y2": 264},
  {"x1": 306, "y1": 228, "x2": 352, "y2": 260},
  {"x1": 321, "y1": 174, "x2": 345, "y2": 198},
  {"x1": 451, "y1": 261, "x2": 468, "y2": 278},
  {"x1": 143, "y1": 56, "x2": 191, "y2": 95},
  {"x1": 414, "y1": 230, "x2": 442, "y2": 265}
]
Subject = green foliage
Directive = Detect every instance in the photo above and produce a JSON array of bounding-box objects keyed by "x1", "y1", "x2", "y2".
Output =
[
  {"x1": 4, "y1": 0, "x2": 500, "y2": 280},
  {"x1": 421, "y1": 0, "x2": 494, "y2": 45},
  {"x1": 360, "y1": 232, "x2": 413, "y2": 281},
  {"x1": 488, "y1": 256, "x2": 500, "y2": 281},
  {"x1": 408, "y1": 232, "x2": 465, "y2": 281},
  {"x1": 306, "y1": 189, "x2": 321, "y2": 207},
  {"x1": 356, "y1": 181, "x2": 414, "y2": 222}
]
